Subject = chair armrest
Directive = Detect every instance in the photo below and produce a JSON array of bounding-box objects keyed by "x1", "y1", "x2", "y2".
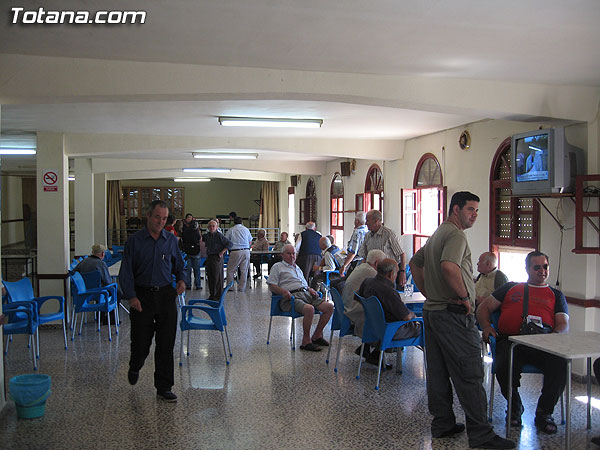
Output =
[
  {"x1": 33, "y1": 295, "x2": 65, "y2": 313},
  {"x1": 180, "y1": 304, "x2": 221, "y2": 323},
  {"x1": 188, "y1": 299, "x2": 219, "y2": 307},
  {"x1": 3, "y1": 301, "x2": 38, "y2": 322},
  {"x1": 383, "y1": 317, "x2": 424, "y2": 341}
]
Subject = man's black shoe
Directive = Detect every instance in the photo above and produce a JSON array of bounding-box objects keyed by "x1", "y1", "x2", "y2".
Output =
[
  {"x1": 127, "y1": 369, "x2": 139, "y2": 385},
  {"x1": 157, "y1": 391, "x2": 178, "y2": 402},
  {"x1": 365, "y1": 352, "x2": 393, "y2": 370},
  {"x1": 470, "y1": 435, "x2": 516, "y2": 449},
  {"x1": 354, "y1": 345, "x2": 371, "y2": 358},
  {"x1": 432, "y1": 423, "x2": 465, "y2": 438}
]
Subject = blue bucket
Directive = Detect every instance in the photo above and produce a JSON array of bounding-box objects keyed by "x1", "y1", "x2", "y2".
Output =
[{"x1": 9, "y1": 374, "x2": 52, "y2": 419}]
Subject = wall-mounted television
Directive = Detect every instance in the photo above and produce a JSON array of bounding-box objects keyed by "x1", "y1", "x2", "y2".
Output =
[{"x1": 511, "y1": 127, "x2": 585, "y2": 195}]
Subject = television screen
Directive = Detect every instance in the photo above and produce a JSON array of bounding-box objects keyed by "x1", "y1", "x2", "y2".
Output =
[{"x1": 514, "y1": 133, "x2": 549, "y2": 183}]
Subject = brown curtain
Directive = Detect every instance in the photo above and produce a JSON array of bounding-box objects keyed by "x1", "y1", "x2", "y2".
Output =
[
  {"x1": 258, "y1": 181, "x2": 279, "y2": 242},
  {"x1": 107, "y1": 180, "x2": 125, "y2": 245}
]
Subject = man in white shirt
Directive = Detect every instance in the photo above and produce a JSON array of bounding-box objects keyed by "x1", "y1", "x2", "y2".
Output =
[
  {"x1": 268, "y1": 244, "x2": 334, "y2": 352},
  {"x1": 225, "y1": 217, "x2": 253, "y2": 292}
]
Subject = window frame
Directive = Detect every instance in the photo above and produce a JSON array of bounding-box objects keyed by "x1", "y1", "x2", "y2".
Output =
[{"x1": 330, "y1": 173, "x2": 344, "y2": 236}]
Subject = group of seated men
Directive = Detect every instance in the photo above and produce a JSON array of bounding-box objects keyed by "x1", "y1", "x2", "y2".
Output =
[{"x1": 268, "y1": 222, "x2": 582, "y2": 439}]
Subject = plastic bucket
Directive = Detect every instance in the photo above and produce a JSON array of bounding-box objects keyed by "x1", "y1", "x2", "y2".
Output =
[{"x1": 9, "y1": 374, "x2": 52, "y2": 419}]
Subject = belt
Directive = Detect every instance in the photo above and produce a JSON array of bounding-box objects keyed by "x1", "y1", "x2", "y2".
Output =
[
  {"x1": 136, "y1": 285, "x2": 171, "y2": 293},
  {"x1": 230, "y1": 248, "x2": 250, "y2": 251},
  {"x1": 290, "y1": 287, "x2": 308, "y2": 294}
]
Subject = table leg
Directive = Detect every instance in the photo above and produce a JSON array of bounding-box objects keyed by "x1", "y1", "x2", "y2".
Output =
[
  {"x1": 506, "y1": 342, "x2": 515, "y2": 437},
  {"x1": 565, "y1": 359, "x2": 571, "y2": 450},
  {"x1": 587, "y1": 357, "x2": 592, "y2": 429}
]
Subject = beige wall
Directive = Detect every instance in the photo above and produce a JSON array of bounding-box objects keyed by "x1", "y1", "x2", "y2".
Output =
[
  {"x1": 121, "y1": 178, "x2": 262, "y2": 219},
  {"x1": 1, "y1": 175, "x2": 24, "y2": 245}
]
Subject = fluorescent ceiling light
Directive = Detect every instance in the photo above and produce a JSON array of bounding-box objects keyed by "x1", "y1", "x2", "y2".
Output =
[
  {"x1": 68, "y1": 175, "x2": 75, "y2": 181},
  {"x1": 218, "y1": 116, "x2": 323, "y2": 128},
  {"x1": 193, "y1": 152, "x2": 258, "y2": 160},
  {"x1": 183, "y1": 168, "x2": 231, "y2": 173},
  {"x1": 0, "y1": 149, "x2": 37, "y2": 155},
  {"x1": 174, "y1": 178, "x2": 211, "y2": 182}
]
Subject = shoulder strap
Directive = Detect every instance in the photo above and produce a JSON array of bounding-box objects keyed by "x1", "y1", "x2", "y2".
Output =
[{"x1": 521, "y1": 284, "x2": 529, "y2": 321}]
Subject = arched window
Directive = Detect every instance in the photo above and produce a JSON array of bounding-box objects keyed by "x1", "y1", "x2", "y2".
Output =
[
  {"x1": 357, "y1": 164, "x2": 384, "y2": 215},
  {"x1": 490, "y1": 138, "x2": 539, "y2": 281},
  {"x1": 402, "y1": 153, "x2": 446, "y2": 251},
  {"x1": 330, "y1": 173, "x2": 344, "y2": 246},
  {"x1": 299, "y1": 177, "x2": 317, "y2": 225}
]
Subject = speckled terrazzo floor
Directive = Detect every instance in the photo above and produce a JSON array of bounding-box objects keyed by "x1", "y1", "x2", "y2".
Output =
[{"x1": 1, "y1": 279, "x2": 599, "y2": 450}]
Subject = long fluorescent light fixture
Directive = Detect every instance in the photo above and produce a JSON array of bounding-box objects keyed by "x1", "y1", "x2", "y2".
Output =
[
  {"x1": 0, "y1": 149, "x2": 37, "y2": 155},
  {"x1": 193, "y1": 151, "x2": 258, "y2": 160},
  {"x1": 174, "y1": 178, "x2": 211, "y2": 182},
  {"x1": 68, "y1": 175, "x2": 75, "y2": 181},
  {"x1": 183, "y1": 168, "x2": 231, "y2": 173},
  {"x1": 218, "y1": 116, "x2": 323, "y2": 128}
]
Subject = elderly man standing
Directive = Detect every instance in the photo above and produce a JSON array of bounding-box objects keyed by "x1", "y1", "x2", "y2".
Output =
[
  {"x1": 225, "y1": 217, "x2": 253, "y2": 292},
  {"x1": 203, "y1": 219, "x2": 232, "y2": 300},
  {"x1": 357, "y1": 210, "x2": 406, "y2": 286},
  {"x1": 477, "y1": 251, "x2": 568, "y2": 434},
  {"x1": 119, "y1": 200, "x2": 186, "y2": 402},
  {"x1": 295, "y1": 221, "x2": 322, "y2": 281},
  {"x1": 268, "y1": 244, "x2": 334, "y2": 352},
  {"x1": 409, "y1": 191, "x2": 514, "y2": 449},
  {"x1": 474, "y1": 252, "x2": 508, "y2": 306},
  {"x1": 340, "y1": 212, "x2": 369, "y2": 276},
  {"x1": 342, "y1": 249, "x2": 386, "y2": 339},
  {"x1": 74, "y1": 244, "x2": 112, "y2": 286}
]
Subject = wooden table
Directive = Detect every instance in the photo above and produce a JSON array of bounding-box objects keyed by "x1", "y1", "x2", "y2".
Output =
[{"x1": 507, "y1": 332, "x2": 600, "y2": 449}]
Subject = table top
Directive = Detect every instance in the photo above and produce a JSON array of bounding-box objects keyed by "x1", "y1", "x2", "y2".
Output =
[
  {"x1": 251, "y1": 250, "x2": 282, "y2": 254},
  {"x1": 399, "y1": 291, "x2": 426, "y2": 304},
  {"x1": 509, "y1": 331, "x2": 600, "y2": 360},
  {"x1": 108, "y1": 261, "x2": 121, "y2": 277}
]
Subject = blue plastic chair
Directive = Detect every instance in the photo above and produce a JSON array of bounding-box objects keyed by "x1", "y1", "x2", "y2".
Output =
[
  {"x1": 179, "y1": 281, "x2": 234, "y2": 365},
  {"x1": 329, "y1": 287, "x2": 356, "y2": 370},
  {"x1": 80, "y1": 270, "x2": 120, "y2": 325},
  {"x1": 487, "y1": 310, "x2": 564, "y2": 424},
  {"x1": 355, "y1": 293, "x2": 425, "y2": 390},
  {"x1": 3, "y1": 300, "x2": 39, "y2": 370},
  {"x1": 3, "y1": 278, "x2": 68, "y2": 352},
  {"x1": 70, "y1": 272, "x2": 118, "y2": 341},
  {"x1": 267, "y1": 290, "x2": 323, "y2": 350}
]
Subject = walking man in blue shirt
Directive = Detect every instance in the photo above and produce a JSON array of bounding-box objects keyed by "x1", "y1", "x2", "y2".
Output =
[{"x1": 119, "y1": 200, "x2": 186, "y2": 402}]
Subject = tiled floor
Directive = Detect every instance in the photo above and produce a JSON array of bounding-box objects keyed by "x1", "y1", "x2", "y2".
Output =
[{"x1": 1, "y1": 279, "x2": 599, "y2": 449}]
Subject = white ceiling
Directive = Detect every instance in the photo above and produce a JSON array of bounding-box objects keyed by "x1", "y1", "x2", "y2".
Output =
[{"x1": 1, "y1": 0, "x2": 599, "y2": 177}]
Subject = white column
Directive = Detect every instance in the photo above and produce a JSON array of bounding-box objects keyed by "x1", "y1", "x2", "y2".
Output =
[
  {"x1": 36, "y1": 132, "x2": 69, "y2": 297},
  {"x1": 74, "y1": 158, "x2": 94, "y2": 255},
  {"x1": 94, "y1": 172, "x2": 107, "y2": 246}
]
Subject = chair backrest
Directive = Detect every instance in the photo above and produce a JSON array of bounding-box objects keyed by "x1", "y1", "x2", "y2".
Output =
[
  {"x1": 70, "y1": 271, "x2": 88, "y2": 294},
  {"x1": 2, "y1": 278, "x2": 35, "y2": 302},
  {"x1": 80, "y1": 270, "x2": 102, "y2": 290},
  {"x1": 355, "y1": 293, "x2": 386, "y2": 342}
]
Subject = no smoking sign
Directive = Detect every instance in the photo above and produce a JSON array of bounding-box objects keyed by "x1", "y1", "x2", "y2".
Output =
[{"x1": 42, "y1": 170, "x2": 59, "y2": 192}]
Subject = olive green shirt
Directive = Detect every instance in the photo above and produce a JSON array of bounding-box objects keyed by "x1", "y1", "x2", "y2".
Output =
[{"x1": 411, "y1": 221, "x2": 476, "y2": 312}]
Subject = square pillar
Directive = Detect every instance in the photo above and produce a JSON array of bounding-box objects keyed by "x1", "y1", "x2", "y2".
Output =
[
  {"x1": 94, "y1": 172, "x2": 107, "y2": 246},
  {"x1": 36, "y1": 132, "x2": 69, "y2": 297},
  {"x1": 74, "y1": 158, "x2": 94, "y2": 255}
]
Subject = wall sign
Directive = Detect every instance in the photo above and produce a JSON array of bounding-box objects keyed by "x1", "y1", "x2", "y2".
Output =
[{"x1": 42, "y1": 170, "x2": 58, "y2": 192}]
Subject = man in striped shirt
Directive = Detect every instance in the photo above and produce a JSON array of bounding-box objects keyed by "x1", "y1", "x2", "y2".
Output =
[{"x1": 357, "y1": 209, "x2": 406, "y2": 286}]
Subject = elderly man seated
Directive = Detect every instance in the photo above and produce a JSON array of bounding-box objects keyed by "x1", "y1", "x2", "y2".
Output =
[
  {"x1": 342, "y1": 249, "x2": 386, "y2": 339},
  {"x1": 477, "y1": 251, "x2": 568, "y2": 434},
  {"x1": 73, "y1": 244, "x2": 112, "y2": 286},
  {"x1": 309, "y1": 236, "x2": 342, "y2": 293},
  {"x1": 357, "y1": 258, "x2": 421, "y2": 367},
  {"x1": 268, "y1": 231, "x2": 292, "y2": 272},
  {"x1": 268, "y1": 244, "x2": 334, "y2": 352},
  {"x1": 475, "y1": 251, "x2": 508, "y2": 307}
]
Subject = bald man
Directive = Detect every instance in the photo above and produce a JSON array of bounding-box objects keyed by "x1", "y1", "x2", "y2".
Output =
[{"x1": 474, "y1": 252, "x2": 508, "y2": 306}]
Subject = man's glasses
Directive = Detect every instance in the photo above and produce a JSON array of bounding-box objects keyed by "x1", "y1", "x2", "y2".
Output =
[{"x1": 533, "y1": 264, "x2": 549, "y2": 271}]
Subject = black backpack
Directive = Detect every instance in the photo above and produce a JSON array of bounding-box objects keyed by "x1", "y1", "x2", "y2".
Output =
[{"x1": 182, "y1": 228, "x2": 201, "y2": 256}]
